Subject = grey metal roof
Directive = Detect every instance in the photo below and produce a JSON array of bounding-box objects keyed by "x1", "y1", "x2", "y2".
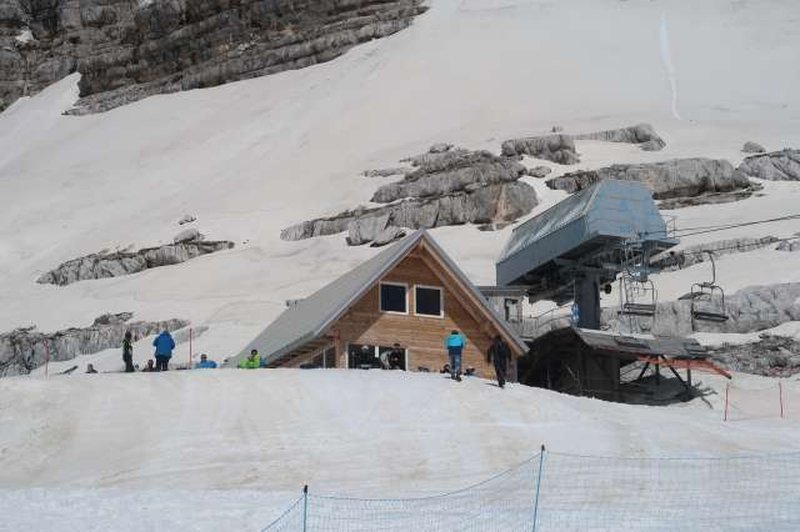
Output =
[
  {"x1": 233, "y1": 230, "x2": 528, "y2": 366},
  {"x1": 496, "y1": 179, "x2": 677, "y2": 288},
  {"x1": 572, "y1": 328, "x2": 708, "y2": 360}
]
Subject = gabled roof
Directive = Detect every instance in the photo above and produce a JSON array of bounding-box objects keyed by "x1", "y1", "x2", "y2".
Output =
[{"x1": 234, "y1": 230, "x2": 528, "y2": 366}]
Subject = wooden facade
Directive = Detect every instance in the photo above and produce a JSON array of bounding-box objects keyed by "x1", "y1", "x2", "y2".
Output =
[{"x1": 277, "y1": 239, "x2": 523, "y2": 379}]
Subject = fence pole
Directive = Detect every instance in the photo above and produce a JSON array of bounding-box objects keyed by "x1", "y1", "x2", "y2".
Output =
[
  {"x1": 723, "y1": 382, "x2": 730, "y2": 422},
  {"x1": 43, "y1": 340, "x2": 50, "y2": 378},
  {"x1": 532, "y1": 444, "x2": 546, "y2": 532},
  {"x1": 779, "y1": 381, "x2": 785, "y2": 419},
  {"x1": 303, "y1": 484, "x2": 309, "y2": 532},
  {"x1": 188, "y1": 328, "x2": 193, "y2": 369}
]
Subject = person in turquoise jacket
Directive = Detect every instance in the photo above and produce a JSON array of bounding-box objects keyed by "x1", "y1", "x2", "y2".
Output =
[
  {"x1": 445, "y1": 330, "x2": 466, "y2": 382},
  {"x1": 239, "y1": 349, "x2": 261, "y2": 369},
  {"x1": 195, "y1": 354, "x2": 218, "y2": 369}
]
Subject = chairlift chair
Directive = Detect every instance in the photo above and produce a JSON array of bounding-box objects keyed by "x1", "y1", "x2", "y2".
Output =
[
  {"x1": 617, "y1": 239, "x2": 658, "y2": 334},
  {"x1": 679, "y1": 251, "x2": 729, "y2": 330}
]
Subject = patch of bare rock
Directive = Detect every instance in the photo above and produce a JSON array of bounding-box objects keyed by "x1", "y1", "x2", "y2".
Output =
[
  {"x1": 0, "y1": 313, "x2": 188, "y2": 376},
  {"x1": 281, "y1": 144, "x2": 539, "y2": 246},
  {"x1": 735, "y1": 148, "x2": 800, "y2": 181}
]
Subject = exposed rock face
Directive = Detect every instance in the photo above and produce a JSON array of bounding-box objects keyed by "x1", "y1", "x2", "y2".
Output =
[
  {"x1": 501, "y1": 124, "x2": 666, "y2": 165},
  {"x1": 742, "y1": 141, "x2": 766, "y2": 154},
  {"x1": 38, "y1": 239, "x2": 234, "y2": 286},
  {"x1": 604, "y1": 283, "x2": 800, "y2": 338},
  {"x1": 0, "y1": 313, "x2": 188, "y2": 376},
  {"x1": 707, "y1": 335, "x2": 800, "y2": 378},
  {"x1": 527, "y1": 166, "x2": 552, "y2": 178},
  {"x1": 0, "y1": 0, "x2": 427, "y2": 113},
  {"x1": 777, "y1": 238, "x2": 800, "y2": 252},
  {"x1": 547, "y1": 158, "x2": 752, "y2": 201},
  {"x1": 735, "y1": 149, "x2": 800, "y2": 181},
  {"x1": 371, "y1": 149, "x2": 526, "y2": 203},
  {"x1": 574, "y1": 123, "x2": 665, "y2": 152},
  {"x1": 283, "y1": 145, "x2": 539, "y2": 246},
  {"x1": 500, "y1": 134, "x2": 578, "y2": 164},
  {"x1": 283, "y1": 181, "x2": 538, "y2": 245},
  {"x1": 651, "y1": 236, "x2": 780, "y2": 272}
]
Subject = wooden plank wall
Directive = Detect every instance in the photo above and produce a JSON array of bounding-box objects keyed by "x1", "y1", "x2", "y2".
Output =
[{"x1": 325, "y1": 252, "x2": 507, "y2": 379}]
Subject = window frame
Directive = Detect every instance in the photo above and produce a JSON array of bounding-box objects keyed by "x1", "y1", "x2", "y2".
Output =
[
  {"x1": 414, "y1": 284, "x2": 445, "y2": 319},
  {"x1": 379, "y1": 281, "x2": 409, "y2": 315}
]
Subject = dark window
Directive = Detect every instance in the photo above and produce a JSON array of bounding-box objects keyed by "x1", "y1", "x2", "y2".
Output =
[
  {"x1": 416, "y1": 286, "x2": 443, "y2": 316},
  {"x1": 380, "y1": 283, "x2": 407, "y2": 313}
]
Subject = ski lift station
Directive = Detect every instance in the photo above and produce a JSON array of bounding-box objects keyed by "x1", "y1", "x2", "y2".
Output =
[{"x1": 494, "y1": 179, "x2": 730, "y2": 402}]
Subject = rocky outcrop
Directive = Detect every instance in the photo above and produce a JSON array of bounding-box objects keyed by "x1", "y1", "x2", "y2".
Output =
[
  {"x1": 777, "y1": 238, "x2": 800, "y2": 252},
  {"x1": 283, "y1": 181, "x2": 538, "y2": 245},
  {"x1": 371, "y1": 149, "x2": 526, "y2": 203},
  {"x1": 283, "y1": 145, "x2": 539, "y2": 246},
  {"x1": 742, "y1": 141, "x2": 766, "y2": 154},
  {"x1": 574, "y1": 123, "x2": 665, "y2": 152},
  {"x1": 604, "y1": 283, "x2": 800, "y2": 338},
  {"x1": 527, "y1": 166, "x2": 552, "y2": 178},
  {"x1": 707, "y1": 335, "x2": 800, "y2": 378},
  {"x1": 651, "y1": 236, "x2": 780, "y2": 272},
  {"x1": 735, "y1": 149, "x2": 800, "y2": 181},
  {"x1": 0, "y1": 313, "x2": 188, "y2": 376},
  {"x1": 547, "y1": 158, "x2": 752, "y2": 201},
  {"x1": 0, "y1": 0, "x2": 427, "y2": 113},
  {"x1": 500, "y1": 124, "x2": 666, "y2": 165},
  {"x1": 38, "y1": 239, "x2": 234, "y2": 286},
  {"x1": 500, "y1": 134, "x2": 578, "y2": 164}
]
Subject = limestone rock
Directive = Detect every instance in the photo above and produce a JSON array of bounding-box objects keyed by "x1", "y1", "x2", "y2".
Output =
[
  {"x1": 500, "y1": 134, "x2": 579, "y2": 164},
  {"x1": 38, "y1": 239, "x2": 234, "y2": 286},
  {"x1": 371, "y1": 150, "x2": 525, "y2": 203},
  {"x1": 735, "y1": 148, "x2": 800, "y2": 181},
  {"x1": 706, "y1": 335, "x2": 800, "y2": 378},
  {"x1": 547, "y1": 158, "x2": 751, "y2": 200},
  {"x1": 178, "y1": 214, "x2": 197, "y2": 226},
  {"x1": 776, "y1": 239, "x2": 800, "y2": 252},
  {"x1": 742, "y1": 141, "x2": 766, "y2": 154},
  {"x1": 173, "y1": 228, "x2": 201, "y2": 243},
  {"x1": 283, "y1": 182, "x2": 538, "y2": 245},
  {"x1": 574, "y1": 123, "x2": 666, "y2": 152},
  {"x1": 428, "y1": 143, "x2": 453, "y2": 154},
  {"x1": 651, "y1": 236, "x2": 779, "y2": 271},
  {"x1": 346, "y1": 213, "x2": 391, "y2": 246},
  {"x1": 371, "y1": 226, "x2": 407, "y2": 247},
  {"x1": 0, "y1": 0, "x2": 428, "y2": 113},
  {"x1": 0, "y1": 313, "x2": 189, "y2": 376},
  {"x1": 527, "y1": 166, "x2": 552, "y2": 178},
  {"x1": 362, "y1": 168, "x2": 408, "y2": 178}
]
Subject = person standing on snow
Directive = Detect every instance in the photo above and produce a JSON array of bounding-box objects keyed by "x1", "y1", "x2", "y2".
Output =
[
  {"x1": 445, "y1": 330, "x2": 466, "y2": 382},
  {"x1": 487, "y1": 335, "x2": 511, "y2": 388},
  {"x1": 239, "y1": 349, "x2": 261, "y2": 369},
  {"x1": 152, "y1": 329, "x2": 175, "y2": 371},
  {"x1": 122, "y1": 331, "x2": 135, "y2": 373}
]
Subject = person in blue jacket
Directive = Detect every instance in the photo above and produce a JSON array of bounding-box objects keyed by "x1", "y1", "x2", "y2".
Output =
[
  {"x1": 194, "y1": 353, "x2": 218, "y2": 369},
  {"x1": 152, "y1": 329, "x2": 175, "y2": 371},
  {"x1": 445, "y1": 330, "x2": 466, "y2": 382}
]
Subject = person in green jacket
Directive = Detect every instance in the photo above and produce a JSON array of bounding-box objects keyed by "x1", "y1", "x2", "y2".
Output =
[{"x1": 239, "y1": 349, "x2": 261, "y2": 369}]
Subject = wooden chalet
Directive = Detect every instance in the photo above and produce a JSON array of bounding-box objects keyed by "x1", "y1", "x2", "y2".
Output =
[{"x1": 235, "y1": 230, "x2": 528, "y2": 377}]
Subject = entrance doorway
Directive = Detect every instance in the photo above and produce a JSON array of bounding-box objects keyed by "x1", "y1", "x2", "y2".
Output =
[{"x1": 347, "y1": 344, "x2": 407, "y2": 370}]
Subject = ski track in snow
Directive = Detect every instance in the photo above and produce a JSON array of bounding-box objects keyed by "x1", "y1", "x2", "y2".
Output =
[{"x1": 660, "y1": 13, "x2": 682, "y2": 121}]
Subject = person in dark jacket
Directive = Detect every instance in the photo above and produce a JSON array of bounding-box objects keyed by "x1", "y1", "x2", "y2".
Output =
[
  {"x1": 141, "y1": 359, "x2": 156, "y2": 372},
  {"x1": 487, "y1": 335, "x2": 512, "y2": 388},
  {"x1": 388, "y1": 343, "x2": 405, "y2": 370},
  {"x1": 122, "y1": 331, "x2": 135, "y2": 373},
  {"x1": 86, "y1": 363, "x2": 98, "y2": 374},
  {"x1": 152, "y1": 330, "x2": 176, "y2": 371}
]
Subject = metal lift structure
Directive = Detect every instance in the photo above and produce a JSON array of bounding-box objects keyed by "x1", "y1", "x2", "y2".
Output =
[{"x1": 497, "y1": 179, "x2": 731, "y2": 401}]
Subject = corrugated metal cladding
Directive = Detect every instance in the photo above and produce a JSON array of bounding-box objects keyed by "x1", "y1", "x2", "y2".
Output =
[{"x1": 496, "y1": 179, "x2": 676, "y2": 286}]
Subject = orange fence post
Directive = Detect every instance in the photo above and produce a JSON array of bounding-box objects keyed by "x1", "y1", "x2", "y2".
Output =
[
  {"x1": 779, "y1": 381, "x2": 785, "y2": 419},
  {"x1": 188, "y1": 327, "x2": 193, "y2": 369}
]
